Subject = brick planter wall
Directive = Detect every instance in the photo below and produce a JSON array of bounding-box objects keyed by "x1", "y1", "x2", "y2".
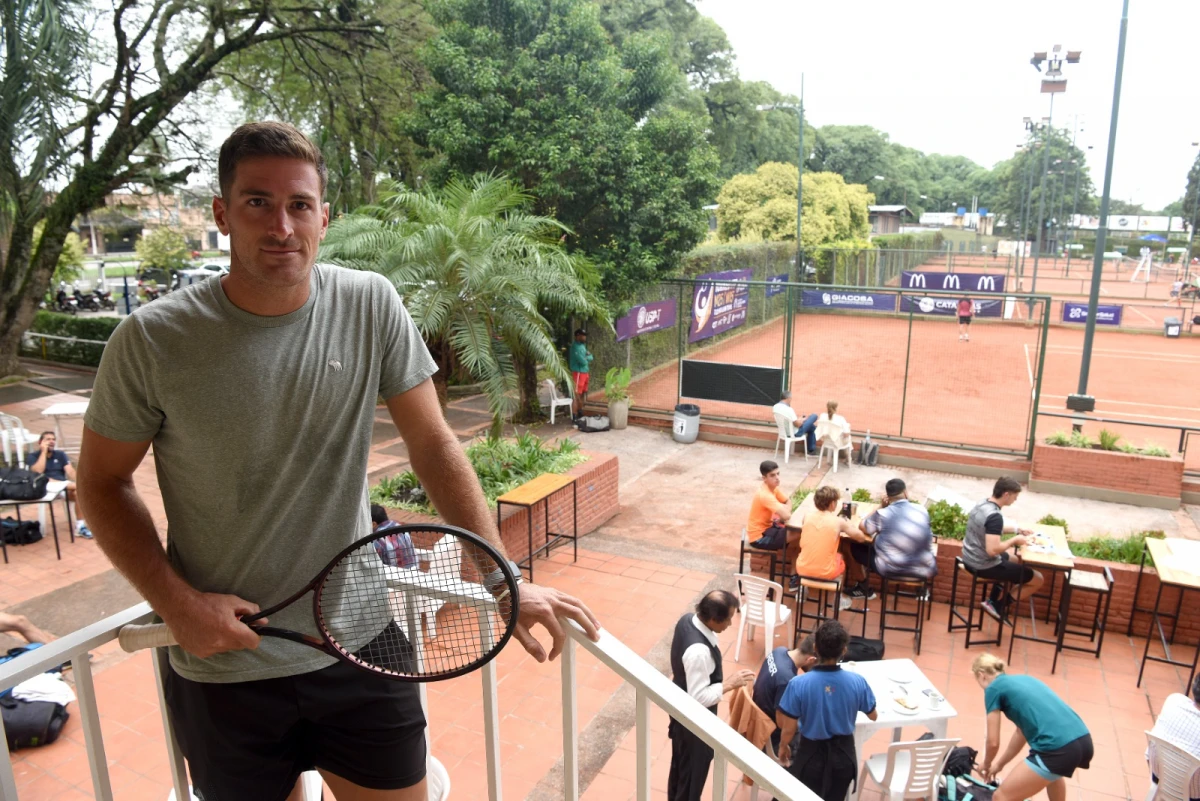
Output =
[
  {"x1": 1031, "y1": 443, "x2": 1183, "y2": 505},
  {"x1": 384, "y1": 451, "x2": 619, "y2": 567}
]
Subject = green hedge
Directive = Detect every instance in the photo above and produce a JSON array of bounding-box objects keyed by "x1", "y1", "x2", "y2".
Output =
[
  {"x1": 19, "y1": 311, "x2": 120, "y2": 367},
  {"x1": 874, "y1": 231, "x2": 945, "y2": 252}
]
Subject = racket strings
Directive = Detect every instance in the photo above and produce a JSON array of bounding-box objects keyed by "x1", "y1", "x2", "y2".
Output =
[{"x1": 317, "y1": 530, "x2": 515, "y2": 679}]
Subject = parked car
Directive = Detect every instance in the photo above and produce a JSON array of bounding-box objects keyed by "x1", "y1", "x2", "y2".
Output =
[{"x1": 175, "y1": 264, "x2": 224, "y2": 286}]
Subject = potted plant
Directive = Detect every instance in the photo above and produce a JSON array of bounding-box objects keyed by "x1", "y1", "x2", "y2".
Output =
[{"x1": 604, "y1": 366, "x2": 632, "y2": 430}]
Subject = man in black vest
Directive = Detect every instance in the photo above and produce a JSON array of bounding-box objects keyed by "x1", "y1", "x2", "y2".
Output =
[{"x1": 667, "y1": 590, "x2": 756, "y2": 801}]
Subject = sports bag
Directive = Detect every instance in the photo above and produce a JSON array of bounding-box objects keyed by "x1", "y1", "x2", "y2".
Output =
[
  {"x1": 0, "y1": 518, "x2": 42, "y2": 545},
  {"x1": 0, "y1": 468, "x2": 48, "y2": 501},
  {"x1": 919, "y1": 732, "x2": 978, "y2": 777},
  {"x1": 0, "y1": 695, "x2": 68, "y2": 750},
  {"x1": 575, "y1": 415, "x2": 610, "y2": 433},
  {"x1": 843, "y1": 636, "x2": 884, "y2": 662},
  {"x1": 856, "y1": 431, "x2": 879, "y2": 467},
  {"x1": 938, "y1": 774, "x2": 998, "y2": 801}
]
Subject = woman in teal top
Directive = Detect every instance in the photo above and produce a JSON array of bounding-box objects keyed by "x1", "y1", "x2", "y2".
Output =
[{"x1": 972, "y1": 653, "x2": 1093, "y2": 801}]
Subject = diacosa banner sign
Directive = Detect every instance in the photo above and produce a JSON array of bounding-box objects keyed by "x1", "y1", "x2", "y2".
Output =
[
  {"x1": 800, "y1": 290, "x2": 897, "y2": 312},
  {"x1": 899, "y1": 295, "x2": 1003, "y2": 318},
  {"x1": 901, "y1": 271, "x2": 1006, "y2": 293},
  {"x1": 688, "y1": 269, "x2": 752, "y2": 343},
  {"x1": 614, "y1": 300, "x2": 677, "y2": 342}
]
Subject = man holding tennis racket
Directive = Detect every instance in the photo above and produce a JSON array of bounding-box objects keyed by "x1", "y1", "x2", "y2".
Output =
[{"x1": 76, "y1": 121, "x2": 600, "y2": 801}]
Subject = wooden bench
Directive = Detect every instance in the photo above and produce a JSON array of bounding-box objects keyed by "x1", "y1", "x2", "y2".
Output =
[{"x1": 495, "y1": 473, "x2": 578, "y2": 583}]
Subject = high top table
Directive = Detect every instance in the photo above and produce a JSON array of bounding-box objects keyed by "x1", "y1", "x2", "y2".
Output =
[
  {"x1": 1005, "y1": 523, "x2": 1074, "y2": 662},
  {"x1": 495, "y1": 473, "x2": 578, "y2": 584},
  {"x1": 1128, "y1": 537, "x2": 1200, "y2": 689}
]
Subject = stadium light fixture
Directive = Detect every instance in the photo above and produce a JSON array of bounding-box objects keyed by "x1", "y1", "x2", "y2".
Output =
[{"x1": 1029, "y1": 45, "x2": 1080, "y2": 297}]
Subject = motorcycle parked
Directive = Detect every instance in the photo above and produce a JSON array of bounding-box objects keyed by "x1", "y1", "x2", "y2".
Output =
[
  {"x1": 73, "y1": 283, "x2": 101, "y2": 312},
  {"x1": 138, "y1": 280, "x2": 165, "y2": 302},
  {"x1": 91, "y1": 285, "x2": 116, "y2": 310},
  {"x1": 54, "y1": 283, "x2": 79, "y2": 314}
]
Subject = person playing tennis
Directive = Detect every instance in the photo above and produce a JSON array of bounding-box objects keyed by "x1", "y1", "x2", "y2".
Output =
[{"x1": 76, "y1": 121, "x2": 600, "y2": 801}]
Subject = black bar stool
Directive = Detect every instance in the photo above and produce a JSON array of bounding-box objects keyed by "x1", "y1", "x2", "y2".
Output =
[
  {"x1": 794, "y1": 576, "x2": 842, "y2": 639},
  {"x1": 739, "y1": 528, "x2": 787, "y2": 586},
  {"x1": 948, "y1": 556, "x2": 1002, "y2": 648},
  {"x1": 879, "y1": 574, "x2": 930, "y2": 654},
  {"x1": 1052, "y1": 566, "x2": 1115, "y2": 674}
]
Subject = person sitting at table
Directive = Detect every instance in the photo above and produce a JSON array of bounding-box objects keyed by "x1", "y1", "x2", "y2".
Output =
[
  {"x1": 857, "y1": 478, "x2": 937, "y2": 583},
  {"x1": 776, "y1": 620, "x2": 877, "y2": 801},
  {"x1": 971, "y1": 653, "x2": 1093, "y2": 801},
  {"x1": 794, "y1": 486, "x2": 872, "y2": 611},
  {"x1": 962, "y1": 477, "x2": 1043, "y2": 623},
  {"x1": 25, "y1": 431, "x2": 89, "y2": 539},
  {"x1": 747, "y1": 461, "x2": 792, "y2": 551},
  {"x1": 815, "y1": 401, "x2": 852, "y2": 463},
  {"x1": 771, "y1": 391, "x2": 818, "y2": 456},
  {"x1": 1146, "y1": 672, "x2": 1200, "y2": 801},
  {"x1": 752, "y1": 634, "x2": 817, "y2": 753}
]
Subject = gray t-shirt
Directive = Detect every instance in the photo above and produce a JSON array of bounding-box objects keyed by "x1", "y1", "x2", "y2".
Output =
[
  {"x1": 962, "y1": 499, "x2": 1005, "y2": 571},
  {"x1": 85, "y1": 264, "x2": 437, "y2": 682}
]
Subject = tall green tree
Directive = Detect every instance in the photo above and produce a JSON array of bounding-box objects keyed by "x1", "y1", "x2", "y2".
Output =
[
  {"x1": 0, "y1": 0, "x2": 381, "y2": 377},
  {"x1": 320, "y1": 175, "x2": 604, "y2": 436},
  {"x1": 406, "y1": 0, "x2": 721, "y2": 302}
]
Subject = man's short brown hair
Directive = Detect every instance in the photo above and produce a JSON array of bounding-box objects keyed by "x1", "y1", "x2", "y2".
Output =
[
  {"x1": 218, "y1": 122, "x2": 327, "y2": 199},
  {"x1": 814, "y1": 485, "x2": 840, "y2": 511}
]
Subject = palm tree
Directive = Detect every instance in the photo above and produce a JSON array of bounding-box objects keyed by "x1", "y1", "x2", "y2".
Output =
[{"x1": 321, "y1": 174, "x2": 604, "y2": 440}]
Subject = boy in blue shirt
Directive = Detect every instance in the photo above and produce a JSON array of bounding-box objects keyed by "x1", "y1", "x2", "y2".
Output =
[{"x1": 776, "y1": 620, "x2": 877, "y2": 801}]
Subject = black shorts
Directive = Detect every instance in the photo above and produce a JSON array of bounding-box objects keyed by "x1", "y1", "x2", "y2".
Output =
[
  {"x1": 969, "y1": 552, "x2": 1034, "y2": 586},
  {"x1": 1027, "y1": 733, "x2": 1094, "y2": 779},
  {"x1": 163, "y1": 637, "x2": 427, "y2": 801},
  {"x1": 848, "y1": 541, "x2": 877, "y2": 572},
  {"x1": 958, "y1": 315, "x2": 972, "y2": 325}
]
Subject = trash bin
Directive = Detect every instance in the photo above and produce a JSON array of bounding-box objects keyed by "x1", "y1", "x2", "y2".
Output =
[
  {"x1": 1165, "y1": 317, "x2": 1182, "y2": 338},
  {"x1": 673, "y1": 403, "x2": 700, "y2": 444}
]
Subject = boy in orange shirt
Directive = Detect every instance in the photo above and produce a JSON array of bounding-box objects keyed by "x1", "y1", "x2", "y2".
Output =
[{"x1": 747, "y1": 461, "x2": 792, "y2": 550}]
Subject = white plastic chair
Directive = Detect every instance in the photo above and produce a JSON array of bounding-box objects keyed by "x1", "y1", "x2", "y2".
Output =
[
  {"x1": 732, "y1": 573, "x2": 792, "y2": 662},
  {"x1": 1145, "y1": 731, "x2": 1200, "y2": 801},
  {"x1": 0, "y1": 413, "x2": 36, "y2": 467},
  {"x1": 543, "y1": 378, "x2": 573, "y2": 425},
  {"x1": 415, "y1": 534, "x2": 463, "y2": 640},
  {"x1": 772, "y1": 411, "x2": 809, "y2": 464},
  {"x1": 815, "y1": 415, "x2": 851, "y2": 473},
  {"x1": 858, "y1": 738, "x2": 960, "y2": 800}
]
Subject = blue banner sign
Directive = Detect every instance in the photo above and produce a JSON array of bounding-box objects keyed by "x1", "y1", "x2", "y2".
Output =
[
  {"x1": 688, "y1": 269, "x2": 752, "y2": 343},
  {"x1": 615, "y1": 299, "x2": 677, "y2": 342},
  {"x1": 800, "y1": 290, "x2": 898, "y2": 313},
  {"x1": 1062, "y1": 302, "x2": 1123, "y2": 326},
  {"x1": 901, "y1": 271, "x2": 1006, "y2": 293},
  {"x1": 765, "y1": 273, "x2": 789, "y2": 297}
]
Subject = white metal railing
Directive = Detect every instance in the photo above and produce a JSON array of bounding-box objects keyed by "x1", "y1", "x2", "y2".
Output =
[{"x1": 0, "y1": 607, "x2": 817, "y2": 801}]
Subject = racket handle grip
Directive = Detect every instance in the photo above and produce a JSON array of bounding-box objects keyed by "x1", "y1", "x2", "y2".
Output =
[{"x1": 119, "y1": 623, "x2": 177, "y2": 652}]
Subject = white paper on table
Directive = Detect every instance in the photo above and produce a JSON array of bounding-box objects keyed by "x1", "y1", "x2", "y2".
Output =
[{"x1": 1165, "y1": 540, "x2": 1200, "y2": 578}]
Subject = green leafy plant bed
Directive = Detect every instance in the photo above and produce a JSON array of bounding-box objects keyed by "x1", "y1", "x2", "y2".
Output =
[
  {"x1": 371, "y1": 433, "x2": 586, "y2": 515},
  {"x1": 19, "y1": 311, "x2": 119, "y2": 367},
  {"x1": 851, "y1": 488, "x2": 873, "y2": 502},
  {"x1": 1068, "y1": 530, "x2": 1164, "y2": 565},
  {"x1": 1036, "y1": 514, "x2": 1069, "y2": 535},
  {"x1": 926, "y1": 499, "x2": 967, "y2": 540},
  {"x1": 790, "y1": 486, "x2": 813, "y2": 511},
  {"x1": 1044, "y1": 428, "x2": 1170, "y2": 458}
]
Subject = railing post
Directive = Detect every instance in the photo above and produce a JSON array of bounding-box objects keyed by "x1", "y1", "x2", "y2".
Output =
[
  {"x1": 561, "y1": 636, "x2": 579, "y2": 801},
  {"x1": 73, "y1": 652, "x2": 114, "y2": 800},
  {"x1": 635, "y1": 690, "x2": 651, "y2": 801},
  {"x1": 711, "y1": 754, "x2": 727, "y2": 801},
  {"x1": 0, "y1": 717, "x2": 18, "y2": 800},
  {"x1": 153, "y1": 649, "x2": 191, "y2": 801}
]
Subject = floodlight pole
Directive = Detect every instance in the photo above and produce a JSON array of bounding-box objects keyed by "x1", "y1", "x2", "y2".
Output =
[
  {"x1": 1072, "y1": 0, "x2": 1129, "y2": 408},
  {"x1": 1031, "y1": 92, "x2": 1055, "y2": 296}
]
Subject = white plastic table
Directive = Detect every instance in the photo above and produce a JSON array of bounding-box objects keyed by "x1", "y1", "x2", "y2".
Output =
[
  {"x1": 40, "y1": 400, "x2": 89, "y2": 453},
  {"x1": 844, "y1": 658, "x2": 958, "y2": 801},
  {"x1": 0, "y1": 479, "x2": 73, "y2": 562}
]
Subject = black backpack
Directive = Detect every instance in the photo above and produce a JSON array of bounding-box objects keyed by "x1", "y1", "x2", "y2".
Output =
[
  {"x1": 0, "y1": 695, "x2": 68, "y2": 750},
  {"x1": 855, "y1": 432, "x2": 879, "y2": 467},
  {"x1": 0, "y1": 468, "x2": 48, "y2": 501},
  {"x1": 1, "y1": 518, "x2": 42, "y2": 545},
  {"x1": 575, "y1": 415, "x2": 610, "y2": 433}
]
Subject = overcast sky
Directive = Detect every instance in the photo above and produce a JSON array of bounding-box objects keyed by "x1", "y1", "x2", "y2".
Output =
[{"x1": 699, "y1": 0, "x2": 1195, "y2": 210}]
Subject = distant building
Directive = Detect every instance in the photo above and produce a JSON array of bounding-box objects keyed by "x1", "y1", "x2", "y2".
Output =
[
  {"x1": 75, "y1": 188, "x2": 223, "y2": 255},
  {"x1": 918, "y1": 210, "x2": 995, "y2": 237},
  {"x1": 868, "y1": 205, "x2": 915, "y2": 235}
]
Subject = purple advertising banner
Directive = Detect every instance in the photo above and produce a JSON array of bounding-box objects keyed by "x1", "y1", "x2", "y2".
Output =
[
  {"x1": 900, "y1": 295, "x2": 1003, "y2": 318},
  {"x1": 1062, "y1": 301, "x2": 1123, "y2": 326},
  {"x1": 615, "y1": 299, "x2": 678, "y2": 342},
  {"x1": 688, "y1": 269, "x2": 752, "y2": 343},
  {"x1": 901, "y1": 271, "x2": 1006, "y2": 293},
  {"x1": 765, "y1": 273, "x2": 789, "y2": 297},
  {"x1": 800, "y1": 290, "x2": 897, "y2": 313}
]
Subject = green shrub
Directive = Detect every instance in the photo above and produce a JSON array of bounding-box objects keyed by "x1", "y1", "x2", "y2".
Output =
[
  {"x1": 1068, "y1": 430, "x2": 1093, "y2": 449},
  {"x1": 1118, "y1": 442, "x2": 1140, "y2": 454},
  {"x1": 1068, "y1": 530, "x2": 1164, "y2": 564},
  {"x1": 1044, "y1": 431, "x2": 1071, "y2": 446},
  {"x1": 1097, "y1": 429, "x2": 1121, "y2": 451},
  {"x1": 1142, "y1": 443, "x2": 1170, "y2": 458},
  {"x1": 851, "y1": 488, "x2": 873, "y2": 503},
  {"x1": 926, "y1": 499, "x2": 967, "y2": 540},
  {"x1": 19, "y1": 311, "x2": 120, "y2": 367},
  {"x1": 371, "y1": 433, "x2": 586, "y2": 515},
  {"x1": 1036, "y1": 514, "x2": 1069, "y2": 536},
  {"x1": 790, "y1": 486, "x2": 813, "y2": 511}
]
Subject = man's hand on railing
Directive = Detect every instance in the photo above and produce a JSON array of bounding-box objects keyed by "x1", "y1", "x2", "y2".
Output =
[
  {"x1": 722, "y1": 669, "x2": 756, "y2": 694},
  {"x1": 514, "y1": 583, "x2": 600, "y2": 662},
  {"x1": 161, "y1": 591, "x2": 264, "y2": 658}
]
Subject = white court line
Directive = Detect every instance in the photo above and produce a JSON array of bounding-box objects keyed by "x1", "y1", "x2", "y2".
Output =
[
  {"x1": 1045, "y1": 352, "x2": 1197, "y2": 367},
  {"x1": 1041, "y1": 394, "x2": 1200, "y2": 414},
  {"x1": 1024, "y1": 344, "x2": 1034, "y2": 391},
  {"x1": 1128, "y1": 305, "x2": 1155, "y2": 323},
  {"x1": 1045, "y1": 344, "x2": 1200, "y2": 358},
  {"x1": 1039, "y1": 404, "x2": 1200, "y2": 426}
]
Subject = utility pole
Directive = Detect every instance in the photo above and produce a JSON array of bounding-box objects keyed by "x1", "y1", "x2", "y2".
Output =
[
  {"x1": 1071, "y1": 0, "x2": 1129, "y2": 411},
  {"x1": 1029, "y1": 45, "x2": 1081, "y2": 295}
]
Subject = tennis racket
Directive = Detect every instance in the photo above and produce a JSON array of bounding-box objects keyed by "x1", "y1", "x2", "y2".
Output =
[{"x1": 118, "y1": 523, "x2": 520, "y2": 682}]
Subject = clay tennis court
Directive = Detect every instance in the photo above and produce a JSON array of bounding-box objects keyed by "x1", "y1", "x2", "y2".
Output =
[{"x1": 623, "y1": 306, "x2": 1200, "y2": 464}]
